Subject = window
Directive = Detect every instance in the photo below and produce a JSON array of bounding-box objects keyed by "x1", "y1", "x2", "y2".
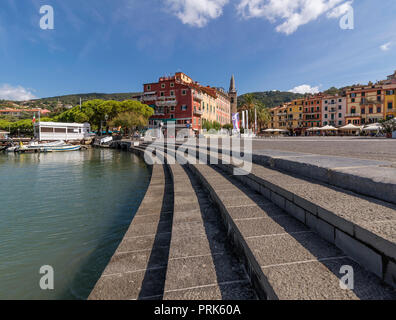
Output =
[
  {"x1": 41, "y1": 127, "x2": 53, "y2": 133},
  {"x1": 377, "y1": 107, "x2": 381, "y2": 113},
  {"x1": 338, "y1": 113, "x2": 342, "y2": 118},
  {"x1": 338, "y1": 105, "x2": 342, "y2": 110},
  {"x1": 361, "y1": 92, "x2": 366, "y2": 97},
  {"x1": 161, "y1": 83, "x2": 165, "y2": 89},
  {"x1": 361, "y1": 108, "x2": 365, "y2": 114},
  {"x1": 351, "y1": 93, "x2": 356, "y2": 98},
  {"x1": 325, "y1": 114, "x2": 328, "y2": 119},
  {"x1": 170, "y1": 90, "x2": 174, "y2": 96},
  {"x1": 55, "y1": 128, "x2": 66, "y2": 133},
  {"x1": 338, "y1": 121, "x2": 342, "y2": 125},
  {"x1": 181, "y1": 105, "x2": 187, "y2": 111},
  {"x1": 339, "y1": 99, "x2": 342, "y2": 103},
  {"x1": 369, "y1": 108, "x2": 373, "y2": 114},
  {"x1": 182, "y1": 90, "x2": 187, "y2": 95},
  {"x1": 170, "y1": 83, "x2": 174, "y2": 87},
  {"x1": 160, "y1": 92, "x2": 165, "y2": 96},
  {"x1": 147, "y1": 85, "x2": 151, "y2": 91},
  {"x1": 377, "y1": 96, "x2": 382, "y2": 102},
  {"x1": 388, "y1": 102, "x2": 393, "y2": 110},
  {"x1": 170, "y1": 106, "x2": 175, "y2": 111},
  {"x1": 377, "y1": 90, "x2": 382, "y2": 95},
  {"x1": 386, "y1": 90, "x2": 395, "y2": 95},
  {"x1": 351, "y1": 98, "x2": 355, "y2": 103}
]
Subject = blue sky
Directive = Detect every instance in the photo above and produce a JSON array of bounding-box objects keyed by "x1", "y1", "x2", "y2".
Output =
[{"x1": 0, "y1": 0, "x2": 395, "y2": 100}]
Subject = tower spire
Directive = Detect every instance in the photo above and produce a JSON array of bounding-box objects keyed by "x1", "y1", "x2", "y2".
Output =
[
  {"x1": 228, "y1": 75, "x2": 237, "y2": 116},
  {"x1": 229, "y1": 75, "x2": 236, "y2": 92}
]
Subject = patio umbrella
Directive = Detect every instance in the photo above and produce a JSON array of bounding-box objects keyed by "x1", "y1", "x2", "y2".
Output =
[
  {"x1": 307, "y1": 127, "x2": 320, "y2": 131},
  {"x1": 319, "y1": 125, "x2": 338, "y2": 131},
  {"x1": 362, "y1": 125, "x2": 382, "y2": 131},
  {"x1": 339, "y1": 123, "x2": 360, "y2": 130}
]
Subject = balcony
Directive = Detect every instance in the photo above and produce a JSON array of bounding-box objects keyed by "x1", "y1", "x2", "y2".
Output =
[
  {"x1": 193, "y1": 92, "x2": 204, "y2": 101},
  {"x1": 193, "y1": 108, "x2": 203, "y2": 116},
  {"x1": 156, "y1": 100, "x2": 177, "y2": 107},
  {"x1": 141, "y1": 95, "x2": 157, "y2": 102},
  {"x1": 345, "y1": 113, "x2": 361, "y2": 117}
]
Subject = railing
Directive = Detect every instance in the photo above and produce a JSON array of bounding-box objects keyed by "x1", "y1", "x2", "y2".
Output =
[
  {"x1": 156, "y1": 100, "x2": 177, "y2": 107},
  {"x1": 193, "y1": 109, "x2": 203, "y2": 115},
  {"x1": 193, "y1": 93, "x2": 204, "y2": 101},
  {"x1": 345, "y1": 113, "x2": 361, "y2": 117}
]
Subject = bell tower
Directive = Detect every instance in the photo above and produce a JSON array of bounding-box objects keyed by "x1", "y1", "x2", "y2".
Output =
[{"x1": 229, "y1": 75, "x2": 237, "y2": 116}]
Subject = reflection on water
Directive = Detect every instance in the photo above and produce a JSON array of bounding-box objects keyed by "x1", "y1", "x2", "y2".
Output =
[{"x1": 0, "y1": 149, "x2": 151, "y2": 300}]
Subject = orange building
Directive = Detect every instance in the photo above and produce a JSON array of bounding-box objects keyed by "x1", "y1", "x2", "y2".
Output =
[{"x1": 303, "y1": 94, "x2": 323, "y2": 129}]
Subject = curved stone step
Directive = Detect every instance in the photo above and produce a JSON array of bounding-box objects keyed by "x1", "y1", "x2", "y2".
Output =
[
  {"x1": 162, "y1": 145, "x2": 396, "y2": 299},
  {"x1": 172, "y1": 142, "x2": 396, "y2": 290}
]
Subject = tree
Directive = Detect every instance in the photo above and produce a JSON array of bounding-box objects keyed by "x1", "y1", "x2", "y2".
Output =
[{"x1": 256, "y1": 105, "x2": 271, "y2": 131}]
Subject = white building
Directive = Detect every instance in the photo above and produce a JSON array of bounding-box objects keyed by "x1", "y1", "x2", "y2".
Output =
[
  {"x1": 322, "y1": 95, "x2": 347, "y2": 127},
  {"x1": 34, "y1": 122, "x2": 91, "y2": 141}
]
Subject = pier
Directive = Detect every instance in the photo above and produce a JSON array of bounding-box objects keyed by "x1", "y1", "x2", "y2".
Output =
[{"x1": 90, "y1": 138, "x2": 396, "y2": 300}]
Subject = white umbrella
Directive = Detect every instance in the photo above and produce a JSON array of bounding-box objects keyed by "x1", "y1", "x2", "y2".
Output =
[
  {"x1": 307, "y1": 127, "x2": 320, "y2": 131},
  {"x1": 273, "y1": 129, "x2": 289, "y2": 133},
  {"x1": 339, "y1": 123, "x2": 360, "y2": 130},
  {"x1": 263, "y1": 129, "x2": 275, "y2": 132},
  {"x1": 319, "y1": 125, "x2": 338, "y2": 131},
  {"x1": 362, "y1": 124, "x2": 382, "y2": 131}
]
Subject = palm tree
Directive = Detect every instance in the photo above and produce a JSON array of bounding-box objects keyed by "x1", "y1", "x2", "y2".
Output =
[{"x1": 239, "y1": 94, "x2": 271, "y2": 131}]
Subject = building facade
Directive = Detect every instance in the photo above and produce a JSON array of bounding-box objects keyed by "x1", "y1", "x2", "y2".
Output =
[
  {"x1": 322, "y1": 95, "x2": 346, "y2": 127},
  {"x1": 142, "y1": 72, "x2": 202, "y2": 133},
  {"x1": 303, "y1": 94, "x2": 323, "y2": 128},
  {"x1": 34, "y1": 122, "x2": 91, "y2": 141},
  {"x1": 142, "y1": 72, "x2": 233, "y2": 134},
  {"x1": 215, "y1": 88, "x2": 231, "y2": 126}
]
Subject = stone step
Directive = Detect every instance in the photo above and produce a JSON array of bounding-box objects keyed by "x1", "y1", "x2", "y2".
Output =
[
  {"x1": 89, "y1": 163, "x2": 174, "y2": 300},
  {"x1": 159, "y1": 149, "x2": 256, "y2": 300},
  {"x1": 168, "y1": 142, "x2": 396, "y2": 290},
  {"x1": 170, "y1": 141, "x2": 396, "y2": 205},
  {"x1": 158, "y1": 145, "x2": 395, "y2": 299}
]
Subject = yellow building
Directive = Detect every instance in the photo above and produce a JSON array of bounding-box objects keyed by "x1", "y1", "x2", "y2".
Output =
[
  {"x1": 346, "y1": 84, "x2": 384, "y2": 125},
  {"x1": 384, "y1": 84, "x2": 396, "y2": 120},
  {"x1": 287, "y1": 99, "x2": 304, "y2": 133}
]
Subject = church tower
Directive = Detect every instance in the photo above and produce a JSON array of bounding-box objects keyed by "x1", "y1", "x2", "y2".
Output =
[{"x1": 229, "y1": 75, "x2": 237, "y2": 116}]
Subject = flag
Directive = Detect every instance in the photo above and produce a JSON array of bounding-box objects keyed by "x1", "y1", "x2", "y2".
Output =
[
  {"x1": 32, "y1": 113, "x2": 36, "y2": 124},
  {"x1": 232, "y1": 113, "x2": 240, "y2": 132}
]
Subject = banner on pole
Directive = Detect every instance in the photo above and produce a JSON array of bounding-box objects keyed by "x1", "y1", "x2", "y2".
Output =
[{"x1": 232, "y1": 113, "x2": 240, "y2": 132}]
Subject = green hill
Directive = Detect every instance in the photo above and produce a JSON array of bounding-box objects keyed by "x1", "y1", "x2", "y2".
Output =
[
  {"x1": 238, "y1": 91, "x2": 304, "y2": 109},
  {"x1": 29, "y1": 92, "x2": 142, "y2": 110}
]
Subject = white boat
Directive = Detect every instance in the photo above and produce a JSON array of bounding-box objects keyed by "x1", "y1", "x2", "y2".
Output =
[
  {"x1": 17, "y1": 141, "x2": 82, "y2": 153},
  {"x1": 43, "y1": 144, "x2": 82, "y2": 152}
]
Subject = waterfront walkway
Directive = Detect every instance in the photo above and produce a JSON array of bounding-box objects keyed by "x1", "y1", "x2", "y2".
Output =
[{"x1": 89, "y1": 140, "x2": 396, "y2": 300}]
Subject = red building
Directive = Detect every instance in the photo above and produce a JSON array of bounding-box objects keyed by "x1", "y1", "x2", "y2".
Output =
[
  {"x1": 303, "y1": 94, "x2": 323, "y2": 129},
  {"x1": 142, "y1": 72, "x2": 203, "y2": 134}
]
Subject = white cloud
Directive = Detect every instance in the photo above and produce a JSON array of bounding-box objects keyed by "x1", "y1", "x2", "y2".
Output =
[
  {"x1": 0, "y1": 84, "x2": 37, "y2": 101},
  {"x1": 326, "y1": 1, "x2": 352, "y2": 18},
  {"x1": 165, "y1": 0, "x2": 229, "y2": 27},
  {"x1": 289, "y1": 84, "x2": 320, "y2": 94},
  {"x1": 237, "y1": 0, "x2": 351, "y2": 35},
  {"x1": 380, "y1": 42, "x2": 392, "y2": 52}
]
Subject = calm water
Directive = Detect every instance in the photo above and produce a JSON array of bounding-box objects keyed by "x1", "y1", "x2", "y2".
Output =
[{"x1": 0, "y1": 149, "x2": 151, "y2": 300}]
